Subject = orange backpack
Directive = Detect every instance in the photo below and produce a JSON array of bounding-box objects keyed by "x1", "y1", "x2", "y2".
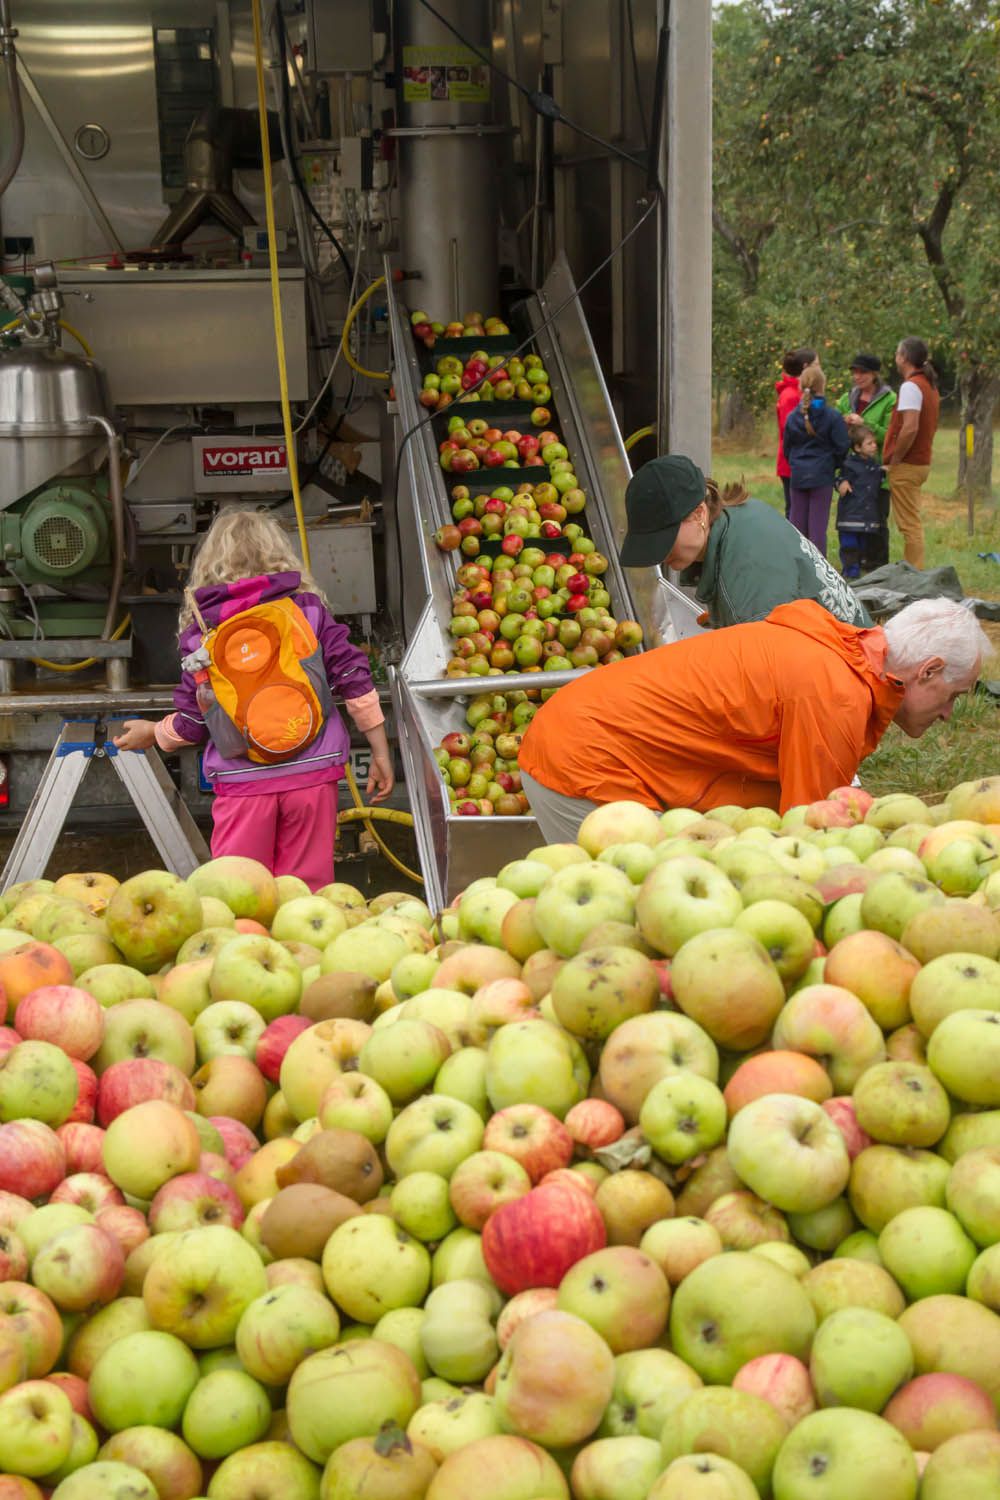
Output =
[{"x1": 184, "y1": 591, "x2": 331, "y2": 764}]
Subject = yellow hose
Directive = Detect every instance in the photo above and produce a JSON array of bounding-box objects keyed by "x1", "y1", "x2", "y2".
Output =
[
  {"x1": 250, "y1": 0, "x2": 311, "y2": 570},
  {"x1": 341, "y1": 276, "x2": 391, "y2": 382},
  {"x1": 0, "y1": 316, "x2": 93, "y2": 357},
  {"x1": 625, "y1": 425, "x2": 655, "y2": 453},
  {"x1": 32, "y1": 612, "x2": 131, "y2": 672},
  {"x1": 343, "y1": 762, "x2": 423, "y2": 885}
]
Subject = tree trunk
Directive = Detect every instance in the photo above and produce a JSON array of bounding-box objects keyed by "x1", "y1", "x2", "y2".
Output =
[
  {"x1": 957, "y1": 368, "x2": 1000, "y2": 499},
  {"x1": 719, "y1": 388, "x2": 756, "y2": 441}
]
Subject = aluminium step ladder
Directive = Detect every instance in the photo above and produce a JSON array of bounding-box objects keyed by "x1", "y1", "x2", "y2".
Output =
[{"x1": 2, "y1": 717, "x2": 210, "y2": 886}]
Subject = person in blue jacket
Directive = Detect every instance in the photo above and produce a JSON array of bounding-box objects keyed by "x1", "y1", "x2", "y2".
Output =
[
  {"x1": 783, "y1": 366, "x2": 850, "y2": 559},
  {"x1": 836, "y1": 424, "x2": 885, "y2": 579}
]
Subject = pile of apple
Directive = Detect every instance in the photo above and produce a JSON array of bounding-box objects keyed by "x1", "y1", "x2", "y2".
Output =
[
  {"x1": 437, "y1": 415, "x2": 568, "y2": 476},
  {"x1": 3, "y1": 776, "x2": 1000, "y2": 1499},
  {"x1": 432, "y1": 691, "x2": 534, "y2": 818},
  {"x1": 409, "y1": 309, "x2": 511, "y2": 351},
  {"x1": 421, "y1": 356, "x2": 552, "y2": 412}
]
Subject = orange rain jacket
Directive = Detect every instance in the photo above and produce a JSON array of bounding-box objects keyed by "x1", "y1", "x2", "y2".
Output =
[{"x1": 518, "y1": 599, "x2": 905, "y2": 814}]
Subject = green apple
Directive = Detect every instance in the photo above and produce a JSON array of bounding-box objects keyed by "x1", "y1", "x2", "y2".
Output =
[
  {"x1": 636, "y1": 856, "x2": 742, "y2": 957},
  {"x1": 727, "y1": 1094, "x2": 850, "y2": 1213},
  {"x1": 669, "y1": 1252, "x2": 815, "y2": 1384},
  {"x1": 192, "y1": 999, "x2": 266, "y2": 1063},
  {"x1": 670, "y1": 929, "x2": 785, "y2": 1051},
  {"x1": 648, "y1": 1454, "x2": 758, "y2": 1499},
  {"x1": 203, "y1": 1438, "x2": 322, "y2": 1499},
  {"x1": 408, "y1": 1389, "x2": 500, "y2": 1461},
  {"x1": 435, "y1": 1047, "x2": 490, "y2": 1119},
  {"x1": 733, "y1": 898, "x2": 816, "y2": 981},
  {"x1": 878, "y1": 1206, "x2": 977, "y2": 1299},
  {"x1": 493, "y1": 1308, "x2": 615, "y2": 1447},
  {"x1": 0, "y1": 1377, "x2": 74, "y2": 1476},
  {"x1": 50, "y1": 1461, "x2": 160, "y2": 1498},
  {"x1": 660, "y1": 1386, "x2": 786, "y2": 1496},
  {"x1": 927, "y1": 1009, "x2": 1000, "y2": 1105},
  {"x1": 93, "y1": 998, "x2": 195, "y2": 1075},
  {"x1": 639, "y1": 1217, "x2": 723, "y2": 1287},
  {"x1": 88, "y1": 1329, "x2": 200, "y2": 1430},
  {"x1": 496, "y1": 860, "x2": 552, "y2": 898},
  {"x1": 270, "y1": 897, "x2": 347, "y2": 949},
  {"x1": 853, "y1": 1061, "x2": 950, "y2": 1148},
  {"x1": 76, "y1": 963, "x2": 156, "y2": 1006},
  {"x1": 860, "y1": 871, "x2": 945, "y2": 942},
  {"x1": 484, "y1": 1019, "x2": 589, "y2": 1119},
  {"x1": 181, "y1": 1368, "x2": 270, "y2": 1459},
  {"x1": 598, "y1": 1011, "x2": 719, "y2": 1125},
  {"x1": 909, "y1": 952, "x2": 1000, "y2": 1037},
  {"x1": 918, "y1": 1430, "x2": 1000, "y2": 1500},
  {"x1": 209, "y1": 935, "x2": 301, "y2": 1022},
  {"x1": 391, "y1": 1171, "x2": 458, "y2": 1241},
  {"x1": 234, "y1": 1282, "x2": 340, "y2": 1385},
  {"x1": 640, "y1": 1074, "x2": 727, "y2": 1165},
  {"x1": 0, "y1": 1039, "x2": 79, "y2": 1125},
  {"x1": 359, "y1": 1019, "x2": 452, "y2": 1104},
  {"x1": 771, "y1": 1408, "x2": 918, "y2": 1500},
  {"x1": 557, "y1": 1246, "x2": 670, "y2": 1354},
  {"x1": 420, "y1": 1278, "x2": 499, "y2": 1382},
  {"x1": 286, "y1": 1339, "x2": 421, "y2": 1464},
  {"x1": 597, "y1": 1347, "x2": 702, "y2": 1439},
  {"x1": 533, "y1": 863, "x2": 636, "y2": 958},
  {"x1": 321, "y1": 1214, "x2": 430, "y2": 1322},
  {"x1": 385, "y1": 1093, "x2": 485, "y2": 1178},
  {"x1": 105, "y1": 871, "x2": 204, "y2": 973},
  {"x1": 570, "y1": 1434, "x2": 663, "y2": 1500},
  {"x1": 550, "y1": 945, "x2": 659, "y2": 1042},
  {"x1": 809, "y1": 1306, "x2": 914, "y2": 1409},
  {"x1": 142, "y1": 1223, "x2": 268, "y2": 1348}
]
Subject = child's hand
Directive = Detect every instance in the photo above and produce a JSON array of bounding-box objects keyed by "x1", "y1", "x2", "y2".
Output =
[
  {"x1": 113, "y1": 719, "x2": 157, "y2": 752},
  {"x1": 838, "y1": 481, "x2": 852, "y2": 496},
  {"x1": 366, "y1": 750, "x2": 395, "y2": 803}
]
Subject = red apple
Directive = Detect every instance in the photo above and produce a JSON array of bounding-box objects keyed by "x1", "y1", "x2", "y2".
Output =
[
  {"x1": 14, "y1": 985, "x2": 105, "y2": 1061},
  {"x1": 97, "y1": 1057, "x2": 196, "y2": 1126},
  {"x1": 209, "y1": 1115, "x2": 259, "y2": 1171},
  {"x1": 65, "y1": 1059, "x2": 98, "y2": 1125},
  {"x1": 564, "y1": 1100, "x2": 626, "y2": 1152},
  {"x1": 55, "y1": 1122, "x2": 105, "y2": 1176},
  {"x1": 482, "y1": 1180, "x2": 607, "y2": 1294},
  {"x1": 821, "y1": 1096, "x2": 873, "y2": 1160},
  {"x1": 50, "y1": 1172, "x2": 124, "y2": 1212},
  {"x1": 95, "y1": 1203, "x2": 149, "y2": 1257},
  {"x1": 255, "y1": 1015, "x2": 312, "y2": 1084},
  {"x1": 0, "y1": 1119, "x2": 66, "y2": 1197},
  {"x1": 483, "y1": 1104, "x2": 574, "y2": 1183},
  {"x1": 148, "y1": 1170, "x2": 245, "y2": 1233}
]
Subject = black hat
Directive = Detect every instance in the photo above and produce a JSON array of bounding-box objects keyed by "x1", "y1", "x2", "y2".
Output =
[
  {"x1": 619, "y1": 455, "x2": 706, "y2": 568},
  {"x1": 849, "y1": 353, "x2": 881, "y2": 373}
]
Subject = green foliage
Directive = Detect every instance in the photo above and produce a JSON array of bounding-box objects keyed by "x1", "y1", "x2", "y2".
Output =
[{"x1": 713, "y1": 0, "x2": 1000, "y2": 418}]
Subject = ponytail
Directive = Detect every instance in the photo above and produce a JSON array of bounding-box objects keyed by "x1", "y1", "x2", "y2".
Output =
[{"x1": 897, "y1": 336, "x2": 938, "y2": 389}]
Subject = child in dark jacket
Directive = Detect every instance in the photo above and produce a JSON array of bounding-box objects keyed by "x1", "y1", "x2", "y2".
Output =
[
  {"x1": 782, "y1": 366, "x2": 850, "y2": 559},
  {"x1": 836, "y1": 425, "x2": 885, "y2": 580},
  {"x1": 113, "y1": 511, "x2": 393, "y2": 889}
]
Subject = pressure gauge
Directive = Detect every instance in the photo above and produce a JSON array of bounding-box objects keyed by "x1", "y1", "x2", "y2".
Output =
[{"x1": 74, "y1": 124, "x2": 111, "y2": 162}]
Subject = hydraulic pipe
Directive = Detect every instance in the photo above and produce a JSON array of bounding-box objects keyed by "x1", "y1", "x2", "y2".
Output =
[
  {"x1": 89, "y1": 414, "x2": 125, "y2": 641},
  {"x1": 0, "y1": 0, "x2": 24, "y2": 200}
]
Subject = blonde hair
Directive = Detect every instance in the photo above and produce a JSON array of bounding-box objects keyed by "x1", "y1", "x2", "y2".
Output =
[{"x1": 179, "y1": 510, "x2": 324, "y2": 631}]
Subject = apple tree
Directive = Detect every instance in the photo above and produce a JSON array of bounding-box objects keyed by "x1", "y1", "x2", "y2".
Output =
[{"x1": 733, "y1": 0, "x2": 1000, "y2": 496}]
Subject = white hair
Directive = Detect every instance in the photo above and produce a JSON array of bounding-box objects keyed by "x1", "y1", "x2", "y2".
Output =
[{"x1": 882, "y1": 597, "x2": 993, "y2": 683}]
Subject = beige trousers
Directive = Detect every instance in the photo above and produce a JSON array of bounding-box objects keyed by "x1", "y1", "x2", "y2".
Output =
[{"x1": 889, "y1": 461, "x2": 930, "y2": 570}]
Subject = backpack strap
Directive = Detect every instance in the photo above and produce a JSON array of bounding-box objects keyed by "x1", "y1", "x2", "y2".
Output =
[{"x1": 185, "y1": 588, "x2": 210, "y2": 637}]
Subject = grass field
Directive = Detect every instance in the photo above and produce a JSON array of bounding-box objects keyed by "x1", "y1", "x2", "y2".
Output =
[{"x1": 711, "y1": 426, "x2": 1000, "y2": 801}]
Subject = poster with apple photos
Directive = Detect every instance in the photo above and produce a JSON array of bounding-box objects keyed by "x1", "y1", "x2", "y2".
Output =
[{"x1": 402, "y1": 46, "x2": 490, "y2": 103}]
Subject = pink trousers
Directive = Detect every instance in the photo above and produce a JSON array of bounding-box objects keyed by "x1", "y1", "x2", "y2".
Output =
[{"x1": 210, "y1": 783, "x2": 337, "y2": 891}]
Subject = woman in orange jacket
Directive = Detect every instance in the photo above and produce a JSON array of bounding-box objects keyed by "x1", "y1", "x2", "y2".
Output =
[{"x1": 518, "y1": 598, "x2": 988, "y2": 844}]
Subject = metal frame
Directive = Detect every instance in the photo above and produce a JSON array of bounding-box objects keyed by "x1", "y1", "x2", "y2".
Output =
[
  {"x1": 1, "y1": 717, "x2": 210, "y2": 885},
  {"x1": 387, "y1": 255, "x2": 703, "y2": 910}
]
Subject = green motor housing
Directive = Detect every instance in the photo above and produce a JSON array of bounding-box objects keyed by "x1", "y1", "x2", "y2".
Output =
[{"x1": 1, "y1": 479, "x2": 111, "y2": 587}]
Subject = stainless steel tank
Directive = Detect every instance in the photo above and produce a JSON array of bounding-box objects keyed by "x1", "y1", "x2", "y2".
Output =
[
  {"x1": 0, "y1": 342, "x2": 113, "y2": 509},
  {"x1": 394, "y1": 0, "x2": 501, "y2": 320}
]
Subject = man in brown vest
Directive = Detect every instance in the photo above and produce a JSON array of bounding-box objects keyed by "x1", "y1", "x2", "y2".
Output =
[{"x1": 883, "y1": 335, "x2": 941, "y2": 569}]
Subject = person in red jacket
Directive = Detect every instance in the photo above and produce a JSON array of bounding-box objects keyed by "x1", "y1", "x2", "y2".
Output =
[
  {"x1": 775, "y1": 346, "x2": 817, "y2": 517},
  {"x1": 518, "y1": 597, "x2": 989, "y2": 843}
]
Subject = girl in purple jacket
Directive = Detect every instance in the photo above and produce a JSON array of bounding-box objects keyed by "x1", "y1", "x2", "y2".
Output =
[{"x1": 114, "y1": 511, "x2": 393, "y2": 889}]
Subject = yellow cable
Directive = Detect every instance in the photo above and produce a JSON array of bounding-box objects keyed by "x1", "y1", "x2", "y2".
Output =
[
  {"x1": 0, "y1": 316, "x2": 93, "y2": 357},
  {"x1": 625, "y1": 425, "x2": 655, "y2": 453},
  {"x1": 341, "y1": 276, "x2": 391, "y2": 381},
  {"x1": 32, "y1": 612, "x2": 131, "y2": 672},
  {"x1": 343, "y1": 762, "x2": 423, "y2": 885},
  {"x1": 250, "y1": 0, "x2": 311, "y2": 570}
]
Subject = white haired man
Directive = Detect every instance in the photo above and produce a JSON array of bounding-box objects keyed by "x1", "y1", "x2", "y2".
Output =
[{"x1": 518, "y1": 597, "x2": 991, "y2": 843}]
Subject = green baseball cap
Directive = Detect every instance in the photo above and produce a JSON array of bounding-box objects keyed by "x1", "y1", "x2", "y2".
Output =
[{"x1": 619, "y1": 454, "x2": 706, "y2": 568}]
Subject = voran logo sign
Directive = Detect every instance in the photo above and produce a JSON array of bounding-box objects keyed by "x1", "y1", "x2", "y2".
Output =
[{"x1": 202, "y1": 444, "x2": 288, "y2": 476}]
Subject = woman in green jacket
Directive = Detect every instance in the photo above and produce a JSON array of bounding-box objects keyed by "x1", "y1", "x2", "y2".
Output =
[
  {"x1": 836, "y1": 353, "x2": 896, "y2": 569},
  {"x1": 619, "y1": 454, "x2": 871, "y2": 629}
]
